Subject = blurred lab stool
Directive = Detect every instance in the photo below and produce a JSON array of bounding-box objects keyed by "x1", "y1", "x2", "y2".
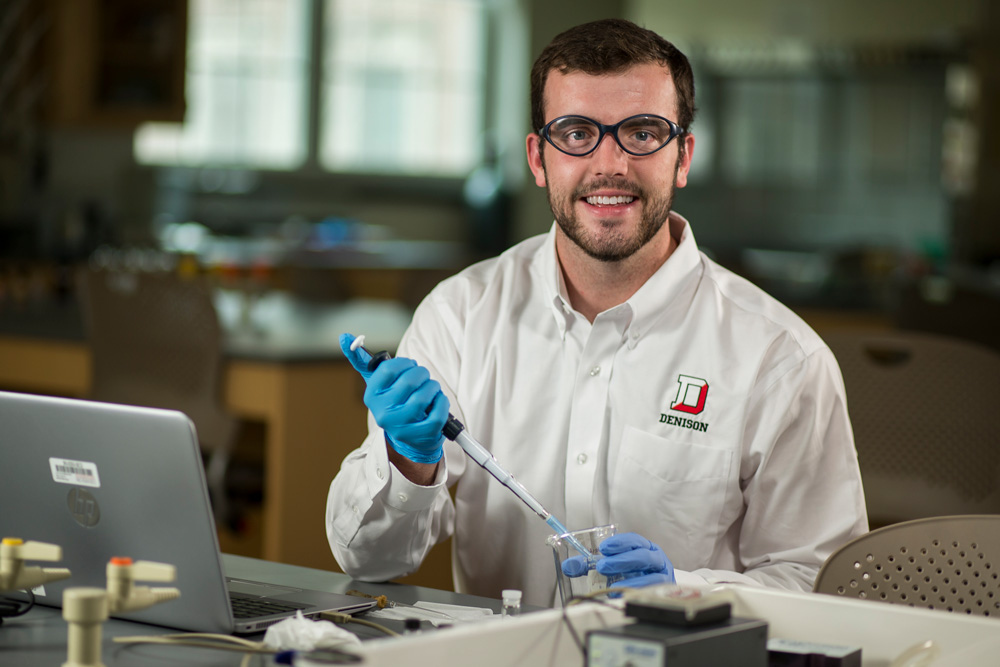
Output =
[
  {"x1": 814, "y1": 514, "x2": 1000, "y2": 617},
  {"x1": 78, "y1": 266, "x2": 240, "y2": 524},
  {"x1": 824, "y1": 331, "x2": 1000, "y2": 527}
]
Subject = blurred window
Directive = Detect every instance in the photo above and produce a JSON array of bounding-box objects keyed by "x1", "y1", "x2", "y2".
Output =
[
  {"x1": 134, "y1": 0, "x2": 310, "y2": 170},
  {"x1": 320, "y1": 0, "x2": 485, "y2": 175},
  {"x1": 134, "y1": 0, "x2": 486, "y2": 177}
]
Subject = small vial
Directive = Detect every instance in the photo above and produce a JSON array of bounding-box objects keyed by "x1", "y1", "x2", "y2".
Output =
[{"x1": 501, "y1": 589, "x2": 522, "y2": 618}]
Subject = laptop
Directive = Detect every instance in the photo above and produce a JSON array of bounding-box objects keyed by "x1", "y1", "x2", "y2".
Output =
[{"x1": 0, "y1": 390, "x2": 376, "y2": 634}]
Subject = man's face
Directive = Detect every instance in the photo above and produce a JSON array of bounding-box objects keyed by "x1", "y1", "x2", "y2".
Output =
[{"x1": 526, "y1": 63, "x2": 694, "y2": 263}]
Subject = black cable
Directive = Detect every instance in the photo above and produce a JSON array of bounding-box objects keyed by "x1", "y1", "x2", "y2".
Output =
[
  {"x1": 115, "y1": 633, "x2": 364, "y2": 665},
  {"x1": 319, "y1": 610, "x2": 399, "y2": 637},
  {"x1": 0, "y1": 589, "x2": 36, "y2": 625},
  {"x1": 275, "y1": 647, "x2": 364, "y2": 664},
  {"x1": 559, "y1": 597, "x2": 587, "y2": 659},
  {"x1": 559, "y1": 586, "x2": 638, "y2": 658}
]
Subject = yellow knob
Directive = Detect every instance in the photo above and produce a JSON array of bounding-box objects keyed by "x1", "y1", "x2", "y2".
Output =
[{"x1": 2, "y1": 537, "x2": 24, "y2": 546}]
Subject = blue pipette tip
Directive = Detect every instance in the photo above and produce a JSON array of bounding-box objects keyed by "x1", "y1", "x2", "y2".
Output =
[{"x1": 546, "y1": 516, "x2": 593, "y2": 560}]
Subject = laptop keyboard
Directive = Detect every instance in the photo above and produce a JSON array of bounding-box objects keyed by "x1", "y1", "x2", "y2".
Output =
[{"x1": 229, "y1": 593, "x2": 309, "y2": 619}]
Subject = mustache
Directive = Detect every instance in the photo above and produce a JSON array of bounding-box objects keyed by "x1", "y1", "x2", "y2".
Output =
[{"x1": 571, "y1": 177, "x2": 644, "y2": 200}]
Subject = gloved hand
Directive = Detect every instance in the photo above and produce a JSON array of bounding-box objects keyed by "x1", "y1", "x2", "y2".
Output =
[
  {"x1": 340, "y1": 333, "x2": 450, "y2": 464},
  {"x1": 562, "y1": 532, "x2": 675, "y2": 589}
]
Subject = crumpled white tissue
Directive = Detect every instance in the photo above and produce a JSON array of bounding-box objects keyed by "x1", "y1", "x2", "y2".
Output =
[
  {"x1": 366, "y1": 601, "x2": 494, "y2": 626},
  {"x1": 263, "y1": 610, "x2": 362, "y2": 651}
]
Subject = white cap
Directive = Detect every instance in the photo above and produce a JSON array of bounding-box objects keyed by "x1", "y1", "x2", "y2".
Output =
[{"x1": 501, "y1": 589, "x2": 522, "y2": 602}]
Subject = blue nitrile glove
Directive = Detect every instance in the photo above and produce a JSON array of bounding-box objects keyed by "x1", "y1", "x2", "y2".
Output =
[
  {"x1": 561, "y1": 532, "x2": 675, "y2": 588},
  {"x1": 340, "y1": 333, "x2": 450, "y2": 464}
]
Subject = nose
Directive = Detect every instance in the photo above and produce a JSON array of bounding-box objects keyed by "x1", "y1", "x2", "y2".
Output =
[{"x1": 589, "y1": 130, "x2": 629, "y2": 176}]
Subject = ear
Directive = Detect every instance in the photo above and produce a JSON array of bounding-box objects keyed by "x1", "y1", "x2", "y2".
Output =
[
  {"x1": 526, "y1": 133, "x2": 547, "y2": 188},
  {"x1": 673, "y1": 132, "x2": 695, "y2": 189}
]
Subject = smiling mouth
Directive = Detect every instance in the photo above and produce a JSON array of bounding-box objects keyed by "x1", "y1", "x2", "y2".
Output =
[{"x1": 584, "y1": 195, "x2": 635, "y2": 206}]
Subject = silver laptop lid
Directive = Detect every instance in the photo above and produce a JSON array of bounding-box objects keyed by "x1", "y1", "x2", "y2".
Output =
[{"x1": 0, "y1": 390, "x2": 234, "y2": 632}]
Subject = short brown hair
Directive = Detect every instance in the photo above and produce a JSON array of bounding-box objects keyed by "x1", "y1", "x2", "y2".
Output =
[{"x1": 530, "y1": 19, "x2": 695, "y2": 136}]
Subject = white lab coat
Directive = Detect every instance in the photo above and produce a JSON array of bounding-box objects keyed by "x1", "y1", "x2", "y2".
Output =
[{"x1": 326, "y1": 213, "x2": 868, "y2": 608}]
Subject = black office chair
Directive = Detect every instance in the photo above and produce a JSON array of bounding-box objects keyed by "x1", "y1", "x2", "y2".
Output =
[
  {"x1": 814, "y1": 515, "x2": 1000, "y2": 618},
  {"x1": 824, "y1": 331, "x2": 1000, "y2": 527}
]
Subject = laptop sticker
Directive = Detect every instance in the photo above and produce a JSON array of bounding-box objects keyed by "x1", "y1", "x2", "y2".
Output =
[{"x1": 49, "y1": 458, "x2": 101, "y2": 488}]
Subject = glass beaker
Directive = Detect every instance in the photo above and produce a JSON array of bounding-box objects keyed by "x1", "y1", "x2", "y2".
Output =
[{"x1": 547, "y1": 524, "x2": 621, "y2": 606}]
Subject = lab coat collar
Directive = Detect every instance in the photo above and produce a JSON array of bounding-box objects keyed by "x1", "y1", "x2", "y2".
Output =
[
  {"x1": 533, "y1": 224, "x2": 572, "y2": 340},
  {"x1": 623, "y1": 211, "x2": 703, "y2": 348},
  {"x1": 534, "y1": 211, "x2": 704, "y2": 346}
]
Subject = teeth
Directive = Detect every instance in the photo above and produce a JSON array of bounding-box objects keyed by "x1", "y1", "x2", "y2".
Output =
[{"x1": 586, "y1": 195, "x2": 635, "y2": 206}]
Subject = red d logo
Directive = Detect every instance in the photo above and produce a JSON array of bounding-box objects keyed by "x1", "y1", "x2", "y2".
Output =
[{"x1": 670, "y1": 375, "x2": 709, "y2": 415}]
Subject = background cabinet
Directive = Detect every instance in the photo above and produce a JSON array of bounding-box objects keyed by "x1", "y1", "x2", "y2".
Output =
[{"x1": 46, "y1": 0, "x2": 188, "y2": 127}]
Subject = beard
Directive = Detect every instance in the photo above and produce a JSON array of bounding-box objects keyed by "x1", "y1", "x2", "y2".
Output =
[{"x1": 546, "y1": 163, "x2": 678, "y2": 263}]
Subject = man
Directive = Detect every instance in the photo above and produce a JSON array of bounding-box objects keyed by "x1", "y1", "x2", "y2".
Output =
[{"x1": 326, "y1": 18, "x2": 868, "y2": 608}]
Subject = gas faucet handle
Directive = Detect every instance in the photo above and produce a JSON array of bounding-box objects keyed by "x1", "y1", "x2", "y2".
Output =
[
  {"x1": 2, "y1": 537, "x2": 63, "y2": 562},
  {"x1": 106, "y1": 557, "x2": 176, "y2": 583},
  {"x1": 105, "y1": 557, "x2": 180, "y2": 614},
  {"x1": 1, "y1": 538, "x2": 72, "y2": 591}
]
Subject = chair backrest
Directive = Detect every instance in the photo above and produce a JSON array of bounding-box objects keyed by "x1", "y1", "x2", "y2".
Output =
[
  {"x1": 813, "y1": 515, "x2": 1000, "y2": 618},
  {"x1": 77, "y1": 267, "x2": 235, "y2": 452},
  {"x1": 824, "y1": 331, "x2": 1000, "y2": 526}
]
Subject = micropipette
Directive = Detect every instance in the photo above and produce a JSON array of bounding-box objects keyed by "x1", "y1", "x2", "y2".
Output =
[{"x1": 351, "y1": 336, "x2": 592, "y2": 559}]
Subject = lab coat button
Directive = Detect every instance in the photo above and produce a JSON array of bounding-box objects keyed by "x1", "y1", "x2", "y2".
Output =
[
  {"x1": 398, "y1": 493, "x2": 408, "y2": 503},
  {"x1": 352, "y1": 505, "x2": 359, "y2": 514},
  {"x1": 577, "y1": 453, "x2": 588, "y2": 465},
  {"x1": 589, "y1": 366, "x2": 601, "y2": 376},
  {"x1": 376, "y1": 467, "x2": 384, "y2": 480}
]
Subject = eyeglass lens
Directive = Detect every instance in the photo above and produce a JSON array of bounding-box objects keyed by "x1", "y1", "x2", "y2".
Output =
[{"x1": 545, "y1": 116, "x2": 677, "y2": 156}]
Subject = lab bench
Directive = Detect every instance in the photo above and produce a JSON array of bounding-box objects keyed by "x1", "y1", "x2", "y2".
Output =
[
  {"x1": 0, "y1": 554, "x2": 502, "y2": 666},
  {"x1": 4, "y1": 554, "x2": 998, "y2": 666}
]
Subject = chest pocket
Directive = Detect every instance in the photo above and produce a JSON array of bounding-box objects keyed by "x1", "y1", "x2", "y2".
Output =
[{"x1": 610, "y1": 426, "x2": 735, "y2": 571}]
